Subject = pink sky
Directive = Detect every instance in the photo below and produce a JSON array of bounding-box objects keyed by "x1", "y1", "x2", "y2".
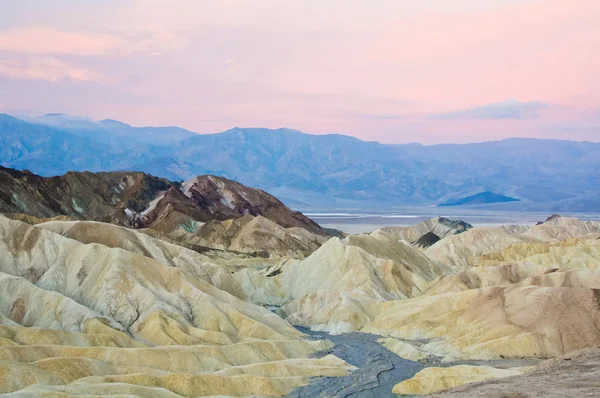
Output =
[{"x1": 0, "y1": 0, "x2": 599, "y2": 143}]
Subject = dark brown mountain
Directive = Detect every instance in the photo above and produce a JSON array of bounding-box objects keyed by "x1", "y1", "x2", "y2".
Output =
[
  {"x1": 179, "y1": 175, "x2": 325, "y2": 234},
  {"x1": 0, "y1": 166, "x2": 170, "y2": 227},
  {"x1": 0, "y1": 166, "x2": 325, "y2": 235}
]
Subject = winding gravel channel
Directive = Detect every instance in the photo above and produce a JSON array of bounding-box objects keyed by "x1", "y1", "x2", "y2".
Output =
[
  {"x1": 285, "y1": 327, "x2": 543, "y2": 397},
  {"x1": 285, "y1": 327, "x2": 424, "y2": 398}
]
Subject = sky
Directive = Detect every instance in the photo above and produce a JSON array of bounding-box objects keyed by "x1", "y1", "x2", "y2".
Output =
[{"x1": 0, "y1": 0, "x2": 599, "y2": 144}]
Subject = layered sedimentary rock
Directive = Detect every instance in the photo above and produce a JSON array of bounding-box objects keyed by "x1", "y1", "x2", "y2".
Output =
[
  {"x1": 32, "y1": 219, "x2": 247, "y2": 298},
  {"x1": 0, "y1": 217, "x2": 352, "y2": 396},
  {"x1": 0, "y1": 166, "x2": 171, "y2": 227},
  {"x1": 424, "y1": 227, "x2": 528, "y2": 270},
  {"x1": 371, "y1": 217, "x2": 472, "y2": 249},
  {"x1": 0, "y1": 167, "x2": 325, "y2": 236},
  {"x1": 476, "y1": 236, "x2": 600, "y2": 268},
  {"x1": 230, "y1": 215, "x2": 600, "y2": 369},
  {"x1": 426, "y1": 238, "x2": 600, "y2": 295},
  {"x1": 392, "y1": 365, "x2": 530, "y2": 395},
  {"x1": 180, "y1": 175, "x2": 325, "y2": 234},
  {"x1": 3, "y1": 213, "x2": 79, "y2": 225},
  {"x1": 2, "y1": 193, "x2": 600, "y2": 398},
  {"x1": 429, "y1": 348, "x2": 600, "y2": 397},
  {"x1": 158, "y1": 214, "x2": 328, "y2": 257},
  {"x1": 363, "y1": 284, "x2": 600, "y2": 360},
  {"x1": 34, "y1": 216, "x2": 310, "y2": 285},
  {"x1": 235, "y1": 234, "x2": 449, "y2": 333},
  {"x1": 521, "y1": 214, "x2": 600, "y2": 241},
  {"x1": 355, "y1": 217, "x2": 600, "y2": 366},
  {"x1": 425, "y1": 216, "x2": 600, "y2": 270}
]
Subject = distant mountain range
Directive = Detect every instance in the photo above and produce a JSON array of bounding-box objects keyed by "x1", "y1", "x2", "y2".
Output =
[
  {"x1": 2, "y1": 113, "x2": 600, "y2": 211},
  {"x1": 438, "y1": 192, "x2": 520, "y2": 207}
]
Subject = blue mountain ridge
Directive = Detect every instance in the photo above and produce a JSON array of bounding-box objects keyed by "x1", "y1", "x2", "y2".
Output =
[
  {"x1": 438, "y1": 191, "x2": 520, "y2": 207},
  {"x1": 2, "y1": 113, "x2": 600, "y2": 210}
]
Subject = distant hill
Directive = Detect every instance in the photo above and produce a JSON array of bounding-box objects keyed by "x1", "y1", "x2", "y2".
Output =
[
  {"x1": 438, "y1": 191, "x2": 521, "y2": 207},
  {"x1": 2, "y1": 113, "x2": 600, "y2": 210},
  {"x1": 0, "y1": 166, "x2": 324, "y2": 235},
  {"x1": 17, "y1": 113, "x2": 197, "y2": 147}
]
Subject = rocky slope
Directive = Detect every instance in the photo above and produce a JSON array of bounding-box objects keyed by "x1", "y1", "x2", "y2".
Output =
[
  {"x1": 32, "y1": 219, "x2": 248, "y2": 298},
  {"x1": 0, "y1": 166, "x2": 172, "y2": 227},
  {"x1": 393, "y1": 365, "x2": 531, "y2": 395},
  {"x1": 0, "y1": 167, "x2": 326, "y2": 256},
  {"x1": 2, "y1": 190, "x2": 600, "y2": 398},
  {"x1": 161, "y1": 214, "x2": 328, "y2": 257},
  {"x1": 235, "y1": 233, "x2": 451, "y2": 334},
  {"x1": 231, "y1": 213, "x2": 600, "y2": 395},
  {"x1": 141, "y1": 175, "x2": 325, "y2": 236},
  {"x1": 346, "y1": 216, "x2": 600, "y2": 364},
  {"x1": 429, "y1": 348, "x2": 600, "y2": 397},
  {"x1": 424, "y1": 216, "x2": 600, "y2": 270},
  {"x1": 372, "y1": 217, "x2": 473, "y2": 249},
  {"x1": 180, "y1": 176, "x2": 324, "y2": 234},
  {"x1": 0, "y1": 216, "x2": 352, "y2": 396},
  {"x1": 363, "y1": 284, "x2": 600, "y2": 360},
  {"x1": 424, "y1": 237, "x2": 600, "y2": 295}
]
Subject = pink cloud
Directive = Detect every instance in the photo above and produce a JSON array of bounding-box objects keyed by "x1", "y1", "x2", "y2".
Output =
[
  {"x1": 268, "y1": 0, "x2": 600, "y2": 111},
  {"x1": 0, "y1": 57, "x2": 107, "y2": 82},
  {"x1": 0, "y1": 0, "x2": 599, "y2": 143},
  {"x1": 0, "y1": 26, "x2": 189, "y2": 56},
  {"x1": 0, "y1": 27, "x2": 120, "y2": 55}
]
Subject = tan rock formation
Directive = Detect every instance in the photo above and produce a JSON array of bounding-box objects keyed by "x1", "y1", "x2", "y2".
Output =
[
  {"x1": 0, "y1": 217, "x2": 352, "y2": 396},
  {"x1": 424, "y1": 227, "x2": 528, "y2": 270},
  {"x1": 236, "y1": 234, "x2": 448, "y2": 333},
  {"x1": 428, "y1": 348, "x2": 600, "y2": 397},
  {"x1": 476, "y1": 237, "x2": 600, "y2": 268},
  {"x1": 521, "y1": 215, "x2": 600, "y2": 242},
  {"x1": 392, "y1": 365, "x2": 530, "y2": 395},
  {"x1": 372, "y1": 217, "x2": 472, "y2": 249},
  {"x1": 425, "y1": 237, "x2": 600, "y2": 295},
  {"x1": 425, "y1": 216, "x2": 600, "y2": 271},
  {"x1": 364, "y1": 284, "x2": 600, "y2": 360},
  {"x1": 166, "y1": 214, "x2": 328, "y2": 257},
  {"x1": 34, "y1": 219, "x2": 247, "y2": 298},
  {"x1": 3, "y1": 213, "x2": 79, "y2": 225}
]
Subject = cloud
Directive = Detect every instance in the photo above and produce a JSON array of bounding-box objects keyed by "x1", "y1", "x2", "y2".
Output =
[
  {"x1": 551, "y1": 123, "x2": 600, "y2": 133},
  {"x1": 0, "y1": 1, "x2": 599, "y2": 144},
  {"x1": 0, "y1": 26, "x2": 189, "y2": 56},
  {"x1": 0, "y1": 57, "x2": 107, "y2": 82},
  {"x1": 429, "y1": 99, "x2": 551, "y2": 120},
  {"x1": 348, "y1": 113, "x2": 404, "y2": 120}
]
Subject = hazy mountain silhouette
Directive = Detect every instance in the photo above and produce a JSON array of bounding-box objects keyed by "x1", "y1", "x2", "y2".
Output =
[
  {"x1": 2, "y1": 114, "x2": 600, "y2": 210},
  {"x1": 438, "y1": 191, "x2": 520, "y2": 207}
]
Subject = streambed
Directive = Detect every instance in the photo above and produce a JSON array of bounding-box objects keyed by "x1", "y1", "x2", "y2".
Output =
[
  {"x1": 286, "y1": 327, "x2": 542, "y2": 398},
  {"x1": 285, "y1": 327, "x2": 423, "y2": 397}
]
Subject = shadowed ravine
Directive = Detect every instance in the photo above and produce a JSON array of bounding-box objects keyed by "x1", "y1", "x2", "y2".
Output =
[{"x1": 285, "y1": 327, "x2": 424, "y2": 398}]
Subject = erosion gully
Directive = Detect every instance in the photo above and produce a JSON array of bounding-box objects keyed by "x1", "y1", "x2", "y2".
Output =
[
  {"x1": 285, "y1": 326, "x2": 542, "y2": 398},
  {"x1": 285, "y1": 327, "x2": 423, "y2": 398}
]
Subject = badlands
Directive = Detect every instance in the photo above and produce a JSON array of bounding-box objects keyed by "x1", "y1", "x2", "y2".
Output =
[{"x1": 1, "y1": 168, "x2": 600, "y2": 396}]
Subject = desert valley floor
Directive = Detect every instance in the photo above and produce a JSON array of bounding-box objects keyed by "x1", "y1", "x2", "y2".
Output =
[{"x1": 1, "y1": 167, "x2": 600, "y2": 397}]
